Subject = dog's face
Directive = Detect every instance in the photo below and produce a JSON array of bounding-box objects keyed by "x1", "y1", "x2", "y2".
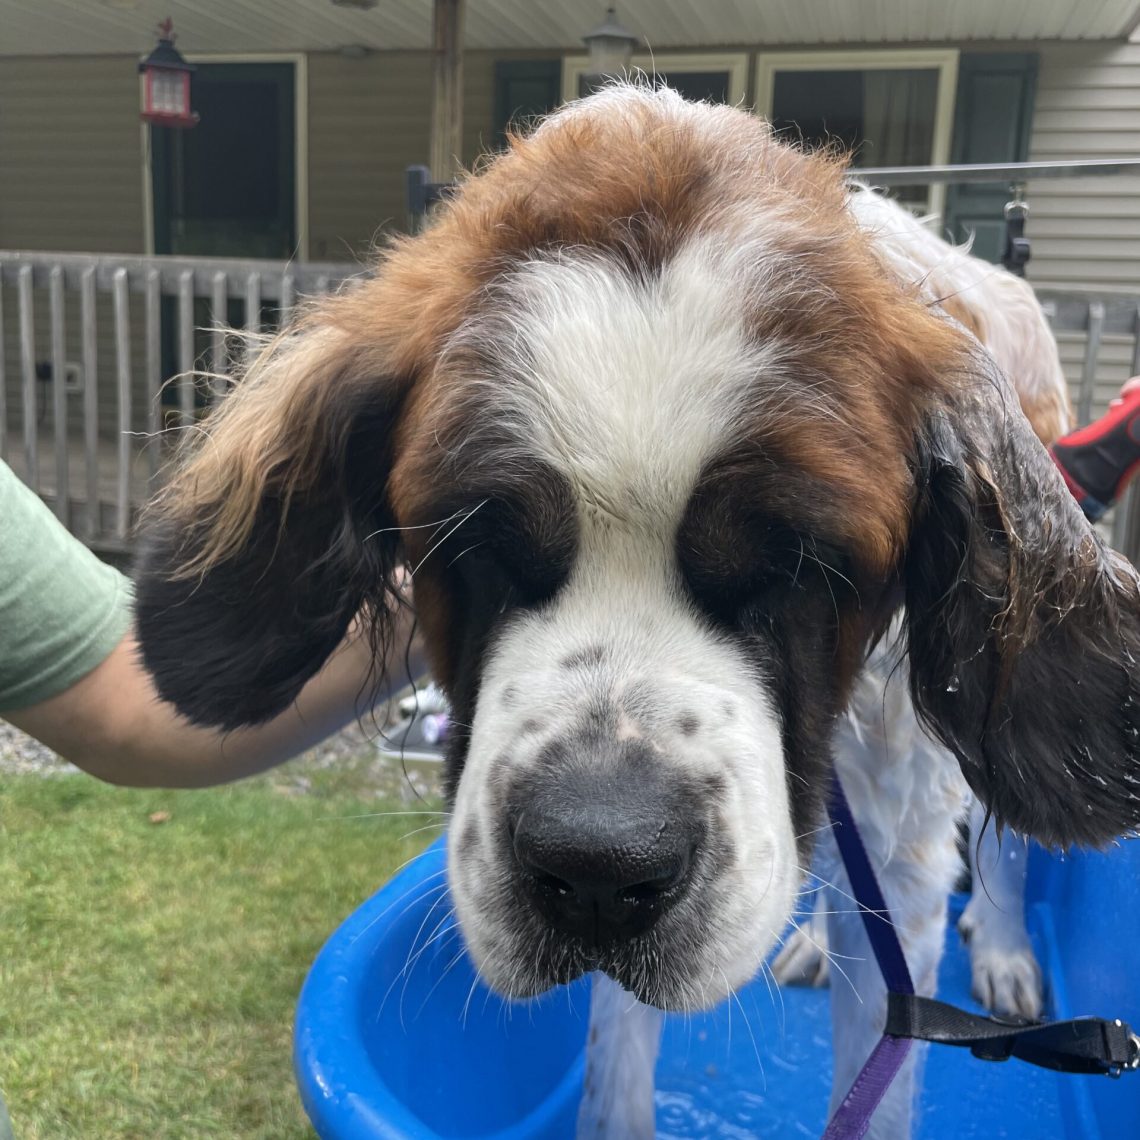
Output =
[
  {"x1": 398, "y1": 242, "x2": 872, "y2": 1006},
  {"x1": 135, "y1": 87, "x2": 1140, "y2": 1011}
]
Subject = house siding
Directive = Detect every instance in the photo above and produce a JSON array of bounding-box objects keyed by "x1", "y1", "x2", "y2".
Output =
[
  {"x1": 1024, "y1": 40, "x2": 1140, "y2": 416},
  {"x1": 306, "y1": 48, "x2": 560, "y2": 262},
  {"x1": 307, "y1": 51, "x2": 433, "y2": 260},
  {"x1": 0, "y1": 57, "x2": 149, "y2": 440},
  {"x1": 1026, "y1": 40, "x2": 1140, "y2": 289},
  {"x1": 0, "y1": 57, "x2": 145, "y2": 255},
  {"x1": 1, "y1": 45, "x2": 1137, "y2": 275}
]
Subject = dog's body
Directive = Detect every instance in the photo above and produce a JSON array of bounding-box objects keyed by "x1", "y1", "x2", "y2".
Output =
[
  {"x1": 766, "y1": 181, "x2": 1066, "y2": 1130},
  {"x1": 134, "y1": 87, "x2": 1140, "y2": 1135}
]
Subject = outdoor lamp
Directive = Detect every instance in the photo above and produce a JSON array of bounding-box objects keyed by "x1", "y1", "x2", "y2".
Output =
[
  {"x1": 139, "y1": 18, "x2": 198, "y2": 128},
  {"x1": 581, "y1": 6, "x2": 639, "y2": 91}
]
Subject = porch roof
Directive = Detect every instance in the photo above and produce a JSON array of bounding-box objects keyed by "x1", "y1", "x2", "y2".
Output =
[{"x1": 3, "y1": 0, "x2": 1140, "y2": 58}]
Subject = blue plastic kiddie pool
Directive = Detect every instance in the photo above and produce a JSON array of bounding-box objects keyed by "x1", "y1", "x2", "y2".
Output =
[{"x1": 295, "y1": 835, "x2": 1140, "y2": 1138}]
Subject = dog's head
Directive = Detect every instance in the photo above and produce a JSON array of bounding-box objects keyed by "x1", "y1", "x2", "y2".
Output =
[{"x1": 135, "y1": 87, "x2": 1140, "y2": 1010}]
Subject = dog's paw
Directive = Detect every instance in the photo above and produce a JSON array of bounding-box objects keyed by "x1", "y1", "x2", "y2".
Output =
[
  {"x1": 959, "y1": 898, "x2": 1043, "y2": 1019},
  {"x1": 968, "y1": 944, "x2": 1043, "y2": 1019},
  {"x1": 771, "y1": 923, "x2": 831, "y2": 987}
]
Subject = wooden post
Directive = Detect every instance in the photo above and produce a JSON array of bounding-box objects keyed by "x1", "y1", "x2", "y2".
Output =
[{"x1": 429, "y1": 0, "x2": 464, "y2": 183}]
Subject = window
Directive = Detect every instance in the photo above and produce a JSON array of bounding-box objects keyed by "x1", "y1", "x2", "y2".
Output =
[
  {"x1": 755, "y1": 50, "x2": 959, "y2": 217},
  {"x1": 494, "y1": 60, "x2": 562, "y2": 145},
  {"x1": 561, "y1": 53, "x2": 749, "y2": 106}
]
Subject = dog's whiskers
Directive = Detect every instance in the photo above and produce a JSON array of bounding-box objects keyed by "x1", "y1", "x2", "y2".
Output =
[
  {"x1": 410, "y1": 499, "x2": 488, "y2": 577},
  {"x1": 788, "y1": 916, "x2": 864, "y2": 1004}
]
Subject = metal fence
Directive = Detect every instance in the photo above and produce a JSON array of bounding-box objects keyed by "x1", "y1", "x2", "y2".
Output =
[
  {"x1": 0, "y1": 252, "x2": 354, "y2": 551},
  {"x1": 1038, "y1": 289, "x2": 1140, "y2": 560}
]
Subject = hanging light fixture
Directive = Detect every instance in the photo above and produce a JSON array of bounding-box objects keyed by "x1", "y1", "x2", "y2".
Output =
[
  {"x1": 581, "y1": 7, "x2": 640, "y2": 93},
  {"x1": 139, "y1": 18, "x2": 198, "y2": 128}
]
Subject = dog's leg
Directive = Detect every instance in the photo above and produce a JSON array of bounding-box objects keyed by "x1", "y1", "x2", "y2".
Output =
[
  {"x1": 823, "y1": 838, "x2": 954, "y2": 1139},
  {"x1": 824, "y1": 645, "x2": 970, "y2": 1138},
  {"x1": 576, "y1": 973, "x2": 663, "y2": 1140},
  {"x1": 958, "y1": 799, "x2": 1043, "y2": 1019}
]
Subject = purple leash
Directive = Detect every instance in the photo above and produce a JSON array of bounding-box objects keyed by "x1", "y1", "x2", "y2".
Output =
[{"x1": 819, "y1": 771, "x2": 914, "y2": 1140}]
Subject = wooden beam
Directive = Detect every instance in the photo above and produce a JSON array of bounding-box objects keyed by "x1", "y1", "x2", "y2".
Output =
[{"x1": 429, "y1": 0, "x2": 464, "y2": 182}]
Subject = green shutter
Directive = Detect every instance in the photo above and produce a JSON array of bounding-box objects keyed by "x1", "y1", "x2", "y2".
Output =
[
  {"x1": 493, "y1": 60, "x2": 562, "y2": 145},
  {"x1": 944, "y1": 52, "x2": 1038, "y2": 263}
]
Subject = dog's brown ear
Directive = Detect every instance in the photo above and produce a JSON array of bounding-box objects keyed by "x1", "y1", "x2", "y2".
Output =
[
  {"x1": 134, "y1": 316, "x2": 414, "y2": 730},
  {"x1": 905, "y1": 348, "x2": 1140, "y2": 848}
]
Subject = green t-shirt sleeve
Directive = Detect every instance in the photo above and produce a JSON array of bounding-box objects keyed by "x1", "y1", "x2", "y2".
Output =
[{"x1": 0, "y1": 459, "x2": 132, "y2": 711}]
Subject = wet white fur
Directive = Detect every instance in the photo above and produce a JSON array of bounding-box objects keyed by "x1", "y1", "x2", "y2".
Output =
[
  {"x1": 822, "y1": 635, "x2": 971, "y2": 1137},
  {"x1": 848, "y1": 186, "x2": 1070, "y2": 434},
  {"x1": 960, "y1": 799, "x2": 1043, "y2": 1019},
  {"x1": 766, "y1": 193, "x2": 1058, "y2": 1136},
  {"x1": 577, "y1": 974, "x2": 664, "y2": 1140}
]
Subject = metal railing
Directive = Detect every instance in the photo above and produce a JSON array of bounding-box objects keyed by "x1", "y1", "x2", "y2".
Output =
[
  {"x1": 1033, "y1": 290, "x2": 1140, "y2": 558},
  {"x1": 1038, "y1": 291, "x2": 1140, "y2": 427},
  {"x1": 0, "y1": 252, "x2": 355, "y2": 551},
  {"x1": 858, "y1": 158, "x2": 1140, "y2": 185}
]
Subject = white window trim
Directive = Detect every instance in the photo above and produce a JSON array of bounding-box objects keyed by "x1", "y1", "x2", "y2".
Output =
[
  {"x1": 141, "y1": 53, "x2": 309, "y2": 261},
  {"x1": 754, "y1": 49, "x2": 960, "y2": 220},
  {"x1": 561, "y1": 52, "x2": 750, "y2": 107}
]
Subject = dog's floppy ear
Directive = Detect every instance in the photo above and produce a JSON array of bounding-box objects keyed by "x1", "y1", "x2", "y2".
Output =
[
  {"x1": 905, "y1": 348, "x2": 1140, "y2": 848},
  {"x1": 134, "y1": 315, "x2": 414, "y2": 731}
]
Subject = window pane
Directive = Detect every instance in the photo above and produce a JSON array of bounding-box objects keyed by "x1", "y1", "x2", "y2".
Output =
[
  {"x1": 770, "y1": 68, "x2": 939, "y2": 205},
  {"x1": 579, "y1": 70, "x2": 730, "y2": 104},
  {"x1": 654, "y1": 71, "x2": 730, "y2": 104}
]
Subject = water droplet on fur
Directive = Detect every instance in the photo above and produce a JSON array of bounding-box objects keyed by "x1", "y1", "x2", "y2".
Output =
[
  {"x1": 1085, "y1": 804, "x2": 1095, "y2": 814},
  {"x1": 945, "y1": 674, "x2": 960, "y2": 693}
]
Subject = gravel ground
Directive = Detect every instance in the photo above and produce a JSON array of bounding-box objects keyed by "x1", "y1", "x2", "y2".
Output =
[
  {"x1": 0, "y1": 715, "x2": 444, "y2": 801},
  {"x1": 0, "y1": 720, "x2": 73, "y2": 777}
]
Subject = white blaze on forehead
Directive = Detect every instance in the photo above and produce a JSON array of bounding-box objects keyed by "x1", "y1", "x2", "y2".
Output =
[{"x1": 494, "y1": 238, "x2": 775, "y2": 528}]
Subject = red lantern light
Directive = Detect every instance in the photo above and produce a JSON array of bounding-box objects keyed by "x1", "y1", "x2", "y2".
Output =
[{"x1": 139, "y1": 18, "x2": 198, "y2": 128}]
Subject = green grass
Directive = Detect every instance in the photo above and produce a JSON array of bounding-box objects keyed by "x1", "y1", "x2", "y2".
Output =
[{"x1": 0, "y1": 765, "x2": 443, "y2": 1139}]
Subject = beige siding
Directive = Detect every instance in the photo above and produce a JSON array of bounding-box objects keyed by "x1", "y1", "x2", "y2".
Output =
[
  {"x1": 306, "y1": 52, "x2": 434, "y2": 260},
  {"x1": 1, "y1": 58, "x2": 149, "y2": 440},
  {"x1": 306, "y1": 49, "x2": 558, "y2": 261},
  {"x1": 0, "y1": 56, "x2": 145, "y2": 254},
  {"x1": 462, "y1": 49, "x2": 564, "y2": 163},
  {"x1": 1021, "y1": 41, "x2": 1140, "y2": 418},
  {"x1": 463, "y1": 50, "x2": 499, "y2": 166},
  {"x1": 4, "y1": 44, "x2": 1140, "y2": 443},
  {"x1": 1025, "y1": 41, "x2": 1140, "y2": 292}
]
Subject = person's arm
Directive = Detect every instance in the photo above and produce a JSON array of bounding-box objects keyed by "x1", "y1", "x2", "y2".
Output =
[{"x1": 5, "y1": 603, "x2": 423, "y2": 789}]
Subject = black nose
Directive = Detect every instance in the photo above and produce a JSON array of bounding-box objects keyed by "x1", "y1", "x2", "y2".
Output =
[{"x1": 508, "y1": 741, "x2": 702, "y2": 946}]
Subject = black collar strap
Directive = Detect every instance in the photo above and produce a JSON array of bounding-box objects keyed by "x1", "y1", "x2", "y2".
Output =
[{"x1": 886, "y1": 992, "x2": 1140, "y2": 1077}]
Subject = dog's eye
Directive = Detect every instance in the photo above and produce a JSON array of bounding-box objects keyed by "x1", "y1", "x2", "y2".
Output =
[
  {"x1": 679, "y1": 511, "x2": 854, "y2": 628},
  {"x1": 434, "y1": 497, "x2": 575, "y2": 609}
]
